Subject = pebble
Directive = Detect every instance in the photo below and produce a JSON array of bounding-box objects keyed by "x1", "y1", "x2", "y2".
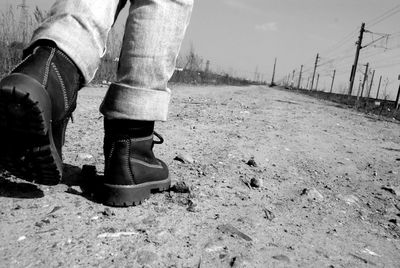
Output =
[
  {"x1": 35, "y1": 218, "x2": 50, "y2": 228},
  {"x1": 102, "y1": 207, "x2": 115, "y2": 217},
  {"x1": 362, "y1": 248, "x2": 380, "y2": 257},
  {"x1": 66, "y1": 187, "x2": 81, "y2": 195},
  {"x1": 217, "y1": 224, "x2": 252, "y2": 241},
  {"x1": 187, "y1": 199, "x2": 198, "y2": 212},
  {"x1": 301, "y1": 188, "x2": 324, "y2": 201},
  {"x1": 246, "y1": 158, "x2": 257, "y2": 167},
  {"x1": 48, "y1": 206, "x2": 62, "y2": 215},
  {"x1": 171, "y1": 181, "x2": 190, "y2": 193},
  {"x1": 230, "y1": 256, "x2": 250, "y2": 268},
  {"x1": 340, "y1": 194, "x2": 359, "y2": 206},
  {"x1": 272, "y1": 254, "x2": 290, "y2": 263},
  {"x1": 250, "y1": 177, "x2": 262, "y2": 188},
  {"x1": 382, "y1": 186, "x2": 400, "y2": 196},
  {"x1": 394, "y1": 186, "x2": 400, "y2": 196},
  {"x1": 76, "y1": 153, "x2": 94, "y2": 161},
  {"x1": 174, "y1": 153, "x2": 194, "y2": 164},
  {"x1": 263, "y1": 208, "x2": 275, "y2": 221}
]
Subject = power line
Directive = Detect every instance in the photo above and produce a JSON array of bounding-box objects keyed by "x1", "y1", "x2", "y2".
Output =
[
  {"x1": 322, "y1": 28, "x2": 360, "y2": 56},
  {"x1": 367, "y1": 5, "x2": 400, "y2": 28},
  {"x1": 365, "y1": 3, "x2": 400, "y2": 26}
]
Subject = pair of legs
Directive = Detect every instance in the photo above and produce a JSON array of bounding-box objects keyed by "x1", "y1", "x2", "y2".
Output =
[{"x1": 0, "y1": 0, "x2": 193, "y2": 206}]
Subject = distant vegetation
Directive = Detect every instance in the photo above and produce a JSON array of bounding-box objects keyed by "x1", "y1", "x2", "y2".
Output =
[
  {"x1": 0, "y1": 6, "x2": 44, "y2": 76},
  {"x1": 0, "y1": 5, "x2": 262, "y2": 87},
  {"x1": 94, "y1": 35, "x2": 260, "y2": 86}
]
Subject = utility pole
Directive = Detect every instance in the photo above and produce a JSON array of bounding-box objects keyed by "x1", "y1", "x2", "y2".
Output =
[
  {"x1": 271, "y1": 57, "x2": 277, "y2": 86},
  {"x1": 306, "y1": 77, "x2": 310, "y2": 89},
  {"x1": 360, "y1": 63, "x2": 369, "y2": 98},
  {"x1": 297, "y1": 65, "x2": 303, "y2": 89},
  {"x1": 291, "y1": 70, "x2": 296, "y2": 87},
  {"x1": 367, "y1": 69, "x2": 375, "y2": 98},
  {"x1": 205, "y1": 60, "x2": 210, "y2": 73},
  {"x1": 356, "y1": 77, "x2": 363, "y2": 106},
  {"x1": 376, "y1": 75, "x2": 382, "y2": 100},
  {"x1": 383, "y1": 78, "x2": 389, "y2": 99},
  {"x1": 254, "y1": 66, "x2": 259, "y2": 82},
  {"x1": 348, "y1": 22, "x2": 365, "y2": 95},
  {"x1": 315, "y1": 73, "x2": 320, "y2": 91},
  {"x1": 330, "y1": 69, "x2": 336, "y2": 93},
  {"x1": 18, "y1": 0, "x2": 29, "y2": 44},
  {"x1": 396, "y1": 75, "x2": 400, "y2": 109},
  {"x1": 310, "y1": 53, "x2": 319, "y2": 90}
]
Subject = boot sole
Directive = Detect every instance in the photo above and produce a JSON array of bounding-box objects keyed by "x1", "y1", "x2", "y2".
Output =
[
  {"x1": 97, "y1": 177, "x2": 171, "y2": 207},
  {"x1": 0, "y1": 74, "x2": 62, "y2": 185}
]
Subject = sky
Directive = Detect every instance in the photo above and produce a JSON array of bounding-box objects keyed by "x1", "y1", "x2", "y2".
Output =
[{"x1": 1, "y1": 0, "x2": 400, "y2": 98}]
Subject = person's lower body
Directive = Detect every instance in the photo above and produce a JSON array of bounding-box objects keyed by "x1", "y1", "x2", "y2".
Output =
[{"x1": 0, "y1": 0, "x2": 193, "y2": 206}]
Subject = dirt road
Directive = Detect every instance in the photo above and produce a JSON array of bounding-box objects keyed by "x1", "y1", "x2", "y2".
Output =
[{"x1": 1, "y1": 85, "x2": 400, "y2": 267}]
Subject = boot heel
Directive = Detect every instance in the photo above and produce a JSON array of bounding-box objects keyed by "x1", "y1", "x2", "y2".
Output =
[{"x1": 98, "y1": 177, "x2": 171, "y2": 207}]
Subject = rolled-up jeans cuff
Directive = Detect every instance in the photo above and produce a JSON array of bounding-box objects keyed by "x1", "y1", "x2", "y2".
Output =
[
  {"x1": 100, "y1": 83, "x2": 171, "y2": 121},
  {"x1": 30, "y1": 26, "x2": 101, "y2": 84}
]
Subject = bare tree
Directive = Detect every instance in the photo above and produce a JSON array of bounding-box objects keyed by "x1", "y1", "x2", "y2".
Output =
[{"x1": 184, "y1": 44, "x2": 203, "y2": 71}]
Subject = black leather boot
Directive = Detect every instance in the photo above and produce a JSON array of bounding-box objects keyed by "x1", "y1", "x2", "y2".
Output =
[
  {"x1": 98, "y1": 119, "x2": 170, "y2": 207},
  {"x1": 0, "y1": 41, "x2": 83, "y2": 185}
]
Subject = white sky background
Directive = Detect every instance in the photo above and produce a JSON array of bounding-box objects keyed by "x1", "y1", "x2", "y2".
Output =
[{"x1": 1, "y1": 0, "x2": 400, "y2": 98}]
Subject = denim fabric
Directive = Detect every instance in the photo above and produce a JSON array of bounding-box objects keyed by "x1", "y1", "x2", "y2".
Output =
[{"x1": 30, "y1": 0, "x2": 193, "y2": 121}]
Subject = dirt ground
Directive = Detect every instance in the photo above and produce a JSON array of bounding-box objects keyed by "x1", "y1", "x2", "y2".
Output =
[{"x1": 1, "y1": 84, "x2": 400, "y2": 267}]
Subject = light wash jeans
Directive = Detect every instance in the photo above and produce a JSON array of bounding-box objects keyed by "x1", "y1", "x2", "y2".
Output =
[{"x1": 30, "y1": 0, "x2": 193, "y2": 121}]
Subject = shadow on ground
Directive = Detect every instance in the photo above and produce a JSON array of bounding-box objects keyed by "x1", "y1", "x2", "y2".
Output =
[
  {"x1": 0, "y1": 173, "x2": 44, "y2": 199},
  {"x1": 0, "y1": 163, "x2": 88, "y2": 199}
]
